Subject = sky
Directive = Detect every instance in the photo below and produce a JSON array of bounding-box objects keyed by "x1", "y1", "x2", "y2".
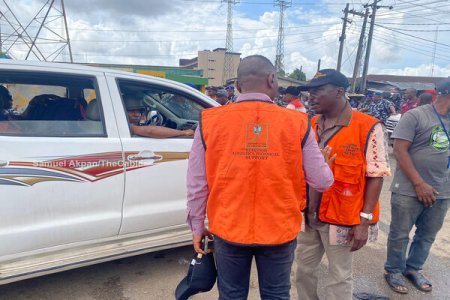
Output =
[{"x1": 1, "y1": 0, "x2": 449, "y2": 79}]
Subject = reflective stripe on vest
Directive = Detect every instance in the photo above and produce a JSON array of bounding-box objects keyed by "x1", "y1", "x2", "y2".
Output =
[
  {"x1": 201, "y1": 101, "x2": 308, "y2": 245},
  {"x1": 311, "y1": 111, "x2": 380, "y2": 226}
]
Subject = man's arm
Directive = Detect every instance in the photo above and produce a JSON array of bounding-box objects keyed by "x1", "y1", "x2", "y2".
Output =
[
  {"x1": 391, "y1": 110, "x2": 439, "y2": 206},
  {"x1": 186, "y1": 128, "x2": 211, "y2": 254},
  {"x1": 302, "y1": 130, "x2": 334, "y2": 191},
  {"x1": 394, "y1": 139, "x2": 438, "y2": 207},
  {"x1": 131, "y1": 125, "x2": 194, "y2": 138},
  {"x1": 349, "y1": 177, "x2": 383, "y2": 252},
  {"x1": 349, "y1": 123, "x2": 389, "y2": 251}
]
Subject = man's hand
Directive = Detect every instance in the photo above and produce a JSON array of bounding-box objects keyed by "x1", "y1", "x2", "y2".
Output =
[
  {"x1": 348, "y1": 221, "x2": 369, "y2": 252},
  {"x1": 414, "y1": 181, "x2": 439, "y2": 207},
  {"x1": 192, "y1": 230, "x2": 214, "y2": 255},
  {"x1": 321, "y1": 146, "x2": 337, "y2": 167},
  {"x1": 183, "y1": 129, "x2": 195, "y2": 137}
]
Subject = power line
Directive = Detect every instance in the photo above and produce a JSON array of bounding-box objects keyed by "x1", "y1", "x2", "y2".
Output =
[
  {"x1": 372, "y1": 35, "x2": 449, "y2": 63},
  {"x1": 375, "y1": 24, "x2": 450, "y2": 49},
  {"x1": 376, "y1": 22, "x2": 450, "y2": 25},
  {"x1": 0, "y1": 21, "x2": 342, "y2": 34},
  {"x1": 43, "y1": 28, "x2": 336, "y2": 43},
  {"x1": 376, "y1": 28, "x2": 450, "y2": 32},
  {"x1": 372, "y1": 30, "x2": 450, "y2": 58},
  {"x1": 180, "y1": 0, "x2": 360, "y2": 5}
]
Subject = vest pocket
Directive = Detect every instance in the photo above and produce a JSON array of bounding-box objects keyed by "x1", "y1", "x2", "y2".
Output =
[{"x1": 321, "y1": 161, "x2": 364, "y2": 225}]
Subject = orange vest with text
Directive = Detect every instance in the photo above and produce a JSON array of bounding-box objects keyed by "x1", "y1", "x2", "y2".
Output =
[
  {"x1": 201, "y1": 100, "x2": 309, "y2": 245},
  {"x1": 311, "y1": 111, "x2": 380, "y2": 226}
]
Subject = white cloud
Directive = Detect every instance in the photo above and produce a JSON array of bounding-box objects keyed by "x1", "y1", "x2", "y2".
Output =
[{"x1": 1, "y1": 0, "x2": 449, "y2": 80}]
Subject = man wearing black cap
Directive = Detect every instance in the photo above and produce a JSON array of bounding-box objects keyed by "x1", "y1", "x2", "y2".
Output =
[
  {"x1": 384, "y1": 78, "x2": 450, "y2": 294},
  {"x1": 283, "y1": 86, "x2": 306, "y2": 113},
  {"x1": 295, "y1": 69, "x2": 391, "y2": 300}
]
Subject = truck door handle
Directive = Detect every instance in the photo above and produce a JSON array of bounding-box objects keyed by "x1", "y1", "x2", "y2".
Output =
[{"x1": 127, "y1": 150, "x2": 162, "y2": 161}]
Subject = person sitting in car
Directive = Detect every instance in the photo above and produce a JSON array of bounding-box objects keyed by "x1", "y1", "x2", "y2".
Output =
[
  {"x1": 124, "y1": 94, "x2": 194, "y2": 138},
  {"x1": 0, "y1": 85, "x2": 13, "y2": 121}
]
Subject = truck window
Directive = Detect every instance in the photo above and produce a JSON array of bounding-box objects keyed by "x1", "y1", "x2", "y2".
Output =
[
  {"x1": 117, "y1": 79, "x2": 207, "y2": 136},
  {"x1": 0, "y1": 71, "x2": 106, "y2": 137}
]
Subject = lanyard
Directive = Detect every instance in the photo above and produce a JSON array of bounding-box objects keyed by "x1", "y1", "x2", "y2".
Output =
[
  {"x1": 432, "y1": 104, "x2": 450, "y2": 142},
  {"x1": 432, "y1": 104, "x2": 450, "y2": 169}
]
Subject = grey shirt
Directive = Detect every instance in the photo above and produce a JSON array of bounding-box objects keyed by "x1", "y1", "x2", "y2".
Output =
[{"x1": 390, "y1": 104, "x2": 450, "y2": 199}]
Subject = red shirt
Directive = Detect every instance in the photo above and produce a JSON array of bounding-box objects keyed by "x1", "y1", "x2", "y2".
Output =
[
  {"x1": 288, "y1": 98, "x2": 305, "y2": 109},
  {"x1": 400, "y1": 98, "x2": 419, "y2": 114}
]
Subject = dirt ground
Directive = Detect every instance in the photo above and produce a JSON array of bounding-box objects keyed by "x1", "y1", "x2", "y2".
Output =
[{"x1": 0, "y1": 155, "x2": 449, "y2": 300}]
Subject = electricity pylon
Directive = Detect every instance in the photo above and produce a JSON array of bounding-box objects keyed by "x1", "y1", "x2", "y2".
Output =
[
  {"x1": 0, "y1": 0, "x2": 73, "y2": 62},
  {"x1": 274, "y1": 0, "x2": 291, "y2": 76}
]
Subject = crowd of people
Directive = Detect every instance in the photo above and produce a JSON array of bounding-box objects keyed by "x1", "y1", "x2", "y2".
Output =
[
  {"x1": 205, "y1": 85, "x2": 237, "y2": 105},
  {"x1": 187, "y1": 55, "x2": 449, "y2": 299},
  {"x1": 205, "y1": 77, "x2": 440, "y2": 129}
]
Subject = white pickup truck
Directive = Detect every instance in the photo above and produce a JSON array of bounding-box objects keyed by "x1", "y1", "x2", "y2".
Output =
[
  {"x1": 385, "y1": 113, "x2": 401, "y2": 145},
  {"x1": 0, "y1": 60, "x2": 217, "y2": 284}
]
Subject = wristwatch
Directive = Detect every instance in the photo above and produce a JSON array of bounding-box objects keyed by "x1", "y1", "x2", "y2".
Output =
[{"x1": 360, "y1": 212, "x2": 374, "y2": 221}]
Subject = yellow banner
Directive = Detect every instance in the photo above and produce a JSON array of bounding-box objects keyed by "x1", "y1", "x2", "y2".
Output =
[{"x1": 137, "y1": 70, "x2": 166, "y2": 78}]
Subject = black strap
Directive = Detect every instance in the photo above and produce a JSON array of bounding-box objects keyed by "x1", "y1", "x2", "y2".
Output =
[
  {"x1": 199, "y1": 113, "x2": 207, "y2": 150},
  {"x1": 301, "y1": 117, "x2": 311, "y2": 148}
]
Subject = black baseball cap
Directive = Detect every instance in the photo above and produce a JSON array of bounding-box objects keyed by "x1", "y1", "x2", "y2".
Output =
[
  {"x1": 299, "y1": 69, "x2": 350, "y2": 91},
  {"x1": 285, "y1": 86, "x2": 300, "y2": 96},
  {"x1": 435, "y1": 78, "x2": 450, "y2": 95}
]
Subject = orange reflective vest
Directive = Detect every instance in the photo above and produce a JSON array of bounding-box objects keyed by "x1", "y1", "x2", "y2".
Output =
[
  {"x1": 201, "y1": 100, "x2": 309, "y2": 245},
  {"x1": 311, "y1": 111, "x2": 380, "y2": 226}
]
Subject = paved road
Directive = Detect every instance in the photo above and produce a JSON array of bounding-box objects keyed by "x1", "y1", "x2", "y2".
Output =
[{"x1": 1, "y1": 156, "x2": 449, "y2": 300}]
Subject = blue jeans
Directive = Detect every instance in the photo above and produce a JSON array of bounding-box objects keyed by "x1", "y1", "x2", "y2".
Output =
[
  {"x1": 214, "y1": 235, "x2": 297, "y2": 300},
  {"x1": 384, "y1": 192, "x2": 450, "y2": 274}
]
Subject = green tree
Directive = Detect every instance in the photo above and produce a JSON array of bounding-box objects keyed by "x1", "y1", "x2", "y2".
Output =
[{"x1": 287, "y1": 68, "x2": 306, "y2": 81}]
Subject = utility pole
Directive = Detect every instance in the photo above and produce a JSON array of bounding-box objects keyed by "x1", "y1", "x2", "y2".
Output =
[
  {"x1": 317, "y1": 59, "x2": 321, "y2": 72},
  {"x1": 337, "y1": 3, "x2": 350, "y2": 72},
  {"x1": 274, "y1": 0, "x2": 292, "y2": 76},
  {"x1": 222, "y1": 0, "x2": 239, "y2": 85},
  {"x1": 431, "y1": 26, "x2": 439, "y2": 77},
  {"x1": 350, "y1": 8, "x2": 369, "y2": 93},
  {"x1": 360, "y1": 0, "x2": 392, "y2": 92}
]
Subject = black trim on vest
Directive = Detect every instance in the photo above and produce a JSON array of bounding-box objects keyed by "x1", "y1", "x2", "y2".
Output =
[
  {"x1": 199, "y1": 114, "x2": 207, "y2": 150},
  {"x1": 301, "y1": 117, "x2": 311, "y2": 148}
]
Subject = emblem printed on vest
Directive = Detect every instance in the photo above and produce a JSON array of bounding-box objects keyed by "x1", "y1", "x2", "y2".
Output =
[{"x1": 246, "y1": 123, "x2": 269, "y2": 149}]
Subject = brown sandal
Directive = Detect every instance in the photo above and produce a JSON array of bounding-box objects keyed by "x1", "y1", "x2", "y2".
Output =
[
  {"x1": 403, "y1": 271, "x2": 432, "y2": 292},
  {"x1": 384, "y1": 272, "x2": 409, "y2": 294}
]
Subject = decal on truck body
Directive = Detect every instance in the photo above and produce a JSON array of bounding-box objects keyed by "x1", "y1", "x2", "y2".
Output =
[{"x1": 0, "y1": 151, "x2": 190, "y2": 186}]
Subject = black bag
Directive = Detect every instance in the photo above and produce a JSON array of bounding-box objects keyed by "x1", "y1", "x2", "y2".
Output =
[{"x1": 175, "y1": 237, "x2": 217, "y2": 300}]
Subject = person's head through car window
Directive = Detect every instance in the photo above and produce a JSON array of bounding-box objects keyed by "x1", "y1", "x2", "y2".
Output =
[
  {"x1": 124, "y1": 94, "x2": 147, "y2": 125},
  {"x1": 0, "y1": 85, "x2": 13, "y2": 121}
]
